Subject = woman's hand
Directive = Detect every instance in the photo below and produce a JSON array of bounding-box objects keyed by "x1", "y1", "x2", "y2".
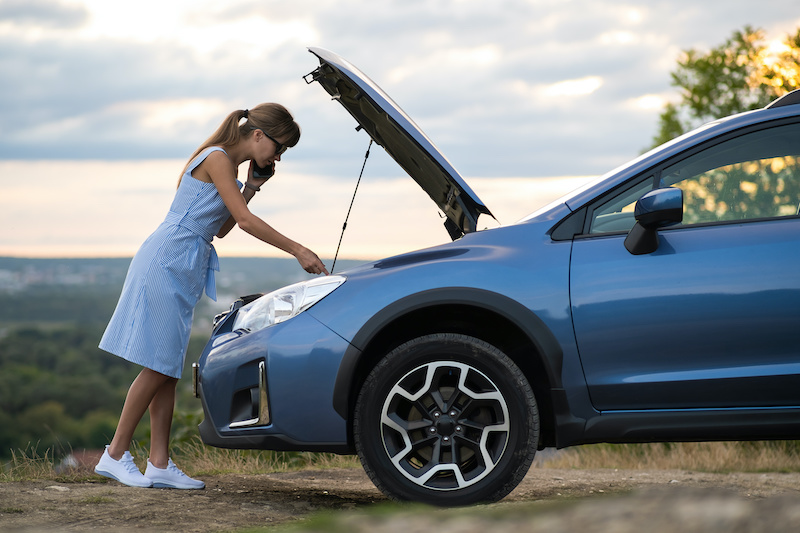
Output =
[
  {"x1": 295, "y1": 246, "x2": 329, "y2": 276},
  {"x1": 246, "y1": 160, "x2": 275, "y2": 191}
]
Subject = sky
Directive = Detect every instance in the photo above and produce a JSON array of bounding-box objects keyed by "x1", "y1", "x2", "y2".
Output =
[{"x1": 1, "y1": 0, "x2": 799, "y2": 260}]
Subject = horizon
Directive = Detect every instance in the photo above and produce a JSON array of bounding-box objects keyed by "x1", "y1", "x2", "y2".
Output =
[{"x1": 1, "y1": 159, "x2": 595, "y2": 260}]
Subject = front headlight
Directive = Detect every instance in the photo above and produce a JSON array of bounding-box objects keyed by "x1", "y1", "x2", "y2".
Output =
[{"x1": 231, "y1": 275, "x2": 346, "y2": 333}]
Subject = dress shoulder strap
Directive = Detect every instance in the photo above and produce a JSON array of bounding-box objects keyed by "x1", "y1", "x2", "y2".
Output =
[{"x1": 185, "y1": 147, "x2": 228, "y2": 176}]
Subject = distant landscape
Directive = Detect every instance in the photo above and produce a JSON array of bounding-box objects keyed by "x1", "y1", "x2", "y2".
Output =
[
  {"x1": 0, "y1": 256, "x2": 366, "y2": 330},
  {"x1": 0, "y1": 256, "x2": 367, "y2": 461}
]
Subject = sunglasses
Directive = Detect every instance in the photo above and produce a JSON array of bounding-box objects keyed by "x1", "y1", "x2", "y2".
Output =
[{"x1": 253, "y1": 128, "x2": 287, "y2": 155}]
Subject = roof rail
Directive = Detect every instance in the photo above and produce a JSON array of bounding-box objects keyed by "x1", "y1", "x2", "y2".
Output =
[{"x1": 765, "y1": 88, "x2": 800, "y2": 109}]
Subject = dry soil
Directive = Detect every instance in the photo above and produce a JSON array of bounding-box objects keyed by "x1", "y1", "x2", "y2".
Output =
[{"x1": 1, "y1": 466, "x2": 799, "y2": 532}]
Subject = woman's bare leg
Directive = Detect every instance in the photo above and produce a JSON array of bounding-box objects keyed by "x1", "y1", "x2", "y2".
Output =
[
  {"x1": 107, "y1": 368, "x2": 173, "y2": 460},
  {"x1": 147, "y1": 377, "x2": 178, "y2": 468}
]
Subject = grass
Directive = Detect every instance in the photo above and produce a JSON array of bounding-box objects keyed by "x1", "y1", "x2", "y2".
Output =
[
  {"x1": 0, "y1": 437, "x2": 360, "y2": 483},
  {"x1": 3, "y1": 438, "x2": 800, "y2": 483},
  {"x1": 545, "y1": 440, "x2": 800, "y2": 473},
  {"x1": 0, "y1": 447, "x2": 90, "y2": 483},
  {"x1": 175, "y1": 438, "x2": 361, "y2": 476}
]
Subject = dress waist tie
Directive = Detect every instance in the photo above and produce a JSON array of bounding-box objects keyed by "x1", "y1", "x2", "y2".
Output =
[{"x1": 163, "y1": 211, "x2": 220, "y2": 301}]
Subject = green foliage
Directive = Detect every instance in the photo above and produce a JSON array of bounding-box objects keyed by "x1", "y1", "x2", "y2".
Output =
[
  {"x1": 168, "y1": 409, "x2": 206, "y2": 448},
  {"x1": 653, "y1": 26, "x2": 800, "y2": 147},
  {"x1": 0, "y1": 324, "x2": 210, "y2": 461},
  {"x1": 0, "y1": 326, "x2": 141, "y2": 459}
]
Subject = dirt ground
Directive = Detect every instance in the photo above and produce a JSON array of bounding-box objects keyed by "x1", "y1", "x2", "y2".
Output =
[{"x1": 1, "y1": 466, "x2": 799, "y2": 532}]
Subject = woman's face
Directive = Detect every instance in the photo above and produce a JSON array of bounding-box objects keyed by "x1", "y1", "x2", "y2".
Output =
[{"x1": 253, "y1": 129, "x2": 288, "y2": 167}]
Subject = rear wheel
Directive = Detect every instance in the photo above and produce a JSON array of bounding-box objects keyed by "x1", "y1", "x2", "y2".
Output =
[{"x1": 354, "y1": 333, "x2": 539, "y2": 506}]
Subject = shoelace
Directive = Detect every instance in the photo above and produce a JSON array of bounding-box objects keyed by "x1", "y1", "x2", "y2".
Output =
[
  {"x1": 166, "y1": 460, "x2": 190, "y2": 478},
  {"x1": 119, "y1": 452, "x2": 142, "y2": 474}
]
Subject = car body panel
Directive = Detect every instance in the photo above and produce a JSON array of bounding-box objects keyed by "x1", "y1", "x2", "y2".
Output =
[
  {"x1": 572, "y1": 217, "x2": 800, "y2": 411},
  {"x1": 309, "y1": 228, "x2": 571, "y2": 409}
]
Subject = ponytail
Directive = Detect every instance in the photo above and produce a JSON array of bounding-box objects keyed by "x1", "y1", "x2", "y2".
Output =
[{"x1": 178, "y1": 103, "x2": 301, "y2": 185}]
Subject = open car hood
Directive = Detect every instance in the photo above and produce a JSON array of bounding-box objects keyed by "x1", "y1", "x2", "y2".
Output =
[{"x1": 305, "y1": 47, "x2": 494, "y2": 239}]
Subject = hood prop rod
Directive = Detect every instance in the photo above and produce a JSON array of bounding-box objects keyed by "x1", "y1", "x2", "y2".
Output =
[{"x1": 332, "y1": 137, "x2": 373, "y2": 273}]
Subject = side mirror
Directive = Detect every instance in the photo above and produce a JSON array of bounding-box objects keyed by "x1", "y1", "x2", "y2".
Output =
[{"x1": 624, "y1": 188, "x2": 683, "y2": 255}]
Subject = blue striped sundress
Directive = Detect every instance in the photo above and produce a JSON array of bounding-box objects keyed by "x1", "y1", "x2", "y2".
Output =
[{"x1": 99, "y1": 147, "x2": 240, "y2": 378}]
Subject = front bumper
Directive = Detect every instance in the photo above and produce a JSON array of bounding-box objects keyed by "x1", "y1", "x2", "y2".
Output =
[{"x1": 196, "y1": 312, "x2": 354, "y2": 454}]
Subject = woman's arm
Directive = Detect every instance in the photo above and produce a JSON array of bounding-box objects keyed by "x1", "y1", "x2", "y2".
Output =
[
  {"x1": 216, "y1": 185, "x2": 256, "y2": 238},
  {"x1": 201, "y1": 152, "x2": 328, "y2": 275}
]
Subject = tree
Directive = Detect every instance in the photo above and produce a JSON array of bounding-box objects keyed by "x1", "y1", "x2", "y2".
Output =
[{"x1": 653, "y1": 26, "x2": 800, "y2": 147}]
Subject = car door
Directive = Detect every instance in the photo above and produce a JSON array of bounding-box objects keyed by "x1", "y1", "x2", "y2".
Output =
[{"x1": 570, "y1": 120, "x2": 800, "y2": 412}]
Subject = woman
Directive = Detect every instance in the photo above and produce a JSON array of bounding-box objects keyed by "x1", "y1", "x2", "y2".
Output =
[{"x1": 94, "y1": 103, "x2": 328, "y2": 489}]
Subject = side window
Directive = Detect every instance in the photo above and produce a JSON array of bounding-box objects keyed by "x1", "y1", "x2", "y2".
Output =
[
  {"x1": 589, "y1": 121, "x2": 800, "y2": 234},
  {"x1": 662, "y1": 123, "x2": 800, "y2": 225},
  {"x1": 589, "y1": 178, "x2": 653, "y2": 233}
]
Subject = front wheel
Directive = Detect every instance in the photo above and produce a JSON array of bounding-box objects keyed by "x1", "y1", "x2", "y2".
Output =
[{"x1": 353, "y1": 333, "x2": 539, "y2": 506}]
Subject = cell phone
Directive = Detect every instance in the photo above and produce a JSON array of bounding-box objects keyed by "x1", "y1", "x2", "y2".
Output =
[{"x1": 252, "y1": 161, "x2": 275, "y2": 180}]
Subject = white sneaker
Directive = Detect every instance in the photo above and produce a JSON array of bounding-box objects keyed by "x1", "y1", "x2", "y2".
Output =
[
  {"x1": 144, "y1": 459, "x2": 205, "y2": 489},
  {"x1": 94, "y1": 446, "x2": 153, "y2": 488}
]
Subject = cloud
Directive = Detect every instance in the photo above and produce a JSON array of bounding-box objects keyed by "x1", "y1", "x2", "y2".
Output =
[
  {"x1": 0, "y1": 0, "x2": 88, "y2": 29},
  {"x1": 1, "y1": 0, "x2": 799, "y2": 179}
]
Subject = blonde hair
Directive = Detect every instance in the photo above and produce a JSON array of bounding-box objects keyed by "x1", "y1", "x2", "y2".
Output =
[{"x1": 178, "y1": 103, "x2": 301, "y2": 184}]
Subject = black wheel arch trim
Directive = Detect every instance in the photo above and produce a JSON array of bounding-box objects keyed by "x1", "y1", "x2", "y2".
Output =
[{"x1": 331, "y1": 287, "x2": 566, "y2": 420}]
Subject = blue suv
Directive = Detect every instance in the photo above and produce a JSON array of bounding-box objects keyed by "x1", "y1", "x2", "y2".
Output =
[{"x1": 195, "y1": 47, "x2": 800, "y2": 506}]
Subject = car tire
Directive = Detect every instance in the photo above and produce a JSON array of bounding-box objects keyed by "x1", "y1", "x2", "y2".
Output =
[{"x1": 353, "y1": 333, "x2": 539, "y2": 506}]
